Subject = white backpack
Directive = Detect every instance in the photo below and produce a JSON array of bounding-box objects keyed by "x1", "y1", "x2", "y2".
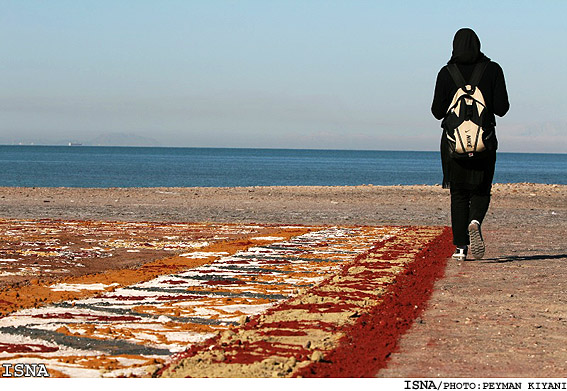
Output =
[{"x1": 442, "y1": 62, "x2": 494, "y2": 159}]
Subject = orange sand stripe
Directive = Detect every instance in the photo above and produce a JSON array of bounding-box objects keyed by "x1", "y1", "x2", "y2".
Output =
[
  {"x1": 0, "y1": 226, "x2": 311, "y2": 316},
  {"x1": 1, "y1": 225, "x2": 389, "y2": 377}
]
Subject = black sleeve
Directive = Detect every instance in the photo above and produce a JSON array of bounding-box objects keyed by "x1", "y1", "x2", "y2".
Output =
[
  {"x1": 431, "y1": 67, "x2": 451, "y2": 120},
  {"x1": 492, "y1": 63, "x2": 510, "y2": 117}
]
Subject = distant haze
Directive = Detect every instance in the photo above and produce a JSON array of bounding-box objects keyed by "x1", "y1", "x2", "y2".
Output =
[
  {"x1": 86, "y1": 133, "x2": 161, "y2": 147},
  {"x1": 1, "y1": 1, "x2": 566, "y2": 153}
]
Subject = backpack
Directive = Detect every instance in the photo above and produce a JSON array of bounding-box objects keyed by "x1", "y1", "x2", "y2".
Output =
[{"x1": 441, "y1": 62, "x2": 495, "y2": 159}]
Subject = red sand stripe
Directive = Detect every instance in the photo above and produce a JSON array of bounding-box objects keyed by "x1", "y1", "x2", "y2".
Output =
[
  {"x1": 157, "y1": 226, "x2": 453, "y2": 378},
  {"x1": 295, "y1": 226, "x2": 453, "y2": 377}
]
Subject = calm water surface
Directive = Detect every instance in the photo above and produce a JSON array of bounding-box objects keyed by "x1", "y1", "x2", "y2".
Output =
[{"x1": 0, "y1": 146, "x2": 565, "y2": 187}]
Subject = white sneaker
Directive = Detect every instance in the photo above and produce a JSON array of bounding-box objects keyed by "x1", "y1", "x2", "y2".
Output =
[
  {"x1": 452, "y1": 246, "x2": 468, "y2": 261},
  {"x1": 468, "y1": 220, "x2": 485, "y2": 259}
]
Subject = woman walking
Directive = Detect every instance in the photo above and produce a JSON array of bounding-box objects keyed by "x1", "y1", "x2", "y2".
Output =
[{"x1": 432, "y1": 28, "x2": 510, "y2": 261}]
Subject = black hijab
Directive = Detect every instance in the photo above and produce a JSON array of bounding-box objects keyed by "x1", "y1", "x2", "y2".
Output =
[{"x1": 448, "y1": 28, "x2": 490, "y2": 64}]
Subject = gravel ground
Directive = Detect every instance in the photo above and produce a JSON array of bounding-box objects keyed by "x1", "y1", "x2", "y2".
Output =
[{"x1": 1, "y1": 183, "x2": 566, "y2": 377}]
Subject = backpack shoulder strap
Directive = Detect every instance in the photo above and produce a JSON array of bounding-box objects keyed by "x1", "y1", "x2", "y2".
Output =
[
  {"x1": 446, "y1": 64, "x2": 466, "y2": 88},
  {"x1": 469, "y1": 61, "x2": 489, "y2": 87}
]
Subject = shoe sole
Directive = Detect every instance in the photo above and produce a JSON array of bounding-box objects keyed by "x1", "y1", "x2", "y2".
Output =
[{"x1": 468, "y1": 223, "x2": 485, "y2": 260}]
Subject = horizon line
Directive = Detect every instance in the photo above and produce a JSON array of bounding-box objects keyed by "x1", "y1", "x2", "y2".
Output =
[{"x1": 1, "y1": 144, "x2": 565, "y2": 155}]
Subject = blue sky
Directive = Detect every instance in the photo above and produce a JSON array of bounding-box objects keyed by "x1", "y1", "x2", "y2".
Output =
[{"x1": 1, "y1": 1, "x2": 566, "y2": 152}]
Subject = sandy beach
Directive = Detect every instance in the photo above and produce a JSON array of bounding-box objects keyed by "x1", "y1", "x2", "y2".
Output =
[{"x1": 1, "y1": 183, "x2": 566, "y2": 377}]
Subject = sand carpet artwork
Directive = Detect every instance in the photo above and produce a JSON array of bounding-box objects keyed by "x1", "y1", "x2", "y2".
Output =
[{"x1": 0, "y1": 218, "x2": 452, "y2": 378}]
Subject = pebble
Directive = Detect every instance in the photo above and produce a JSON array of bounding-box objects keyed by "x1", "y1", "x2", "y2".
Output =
[{"x1": 310, "y1": 350, "x2": 324, "y2": 362}]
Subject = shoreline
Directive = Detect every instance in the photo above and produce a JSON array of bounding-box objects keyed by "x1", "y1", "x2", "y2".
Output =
[{"x1": 1, "y1": 181, "x2": 564, "y2": 188}]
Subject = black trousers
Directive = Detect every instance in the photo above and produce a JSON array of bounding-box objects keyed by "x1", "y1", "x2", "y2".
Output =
[{"x1": 450, "y1": 183, "x2": 492, "y2": 246}]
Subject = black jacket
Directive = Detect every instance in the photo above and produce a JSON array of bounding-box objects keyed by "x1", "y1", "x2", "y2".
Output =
[
  {"x1": 431, "y1": 60, "x2": 510, "y2": 126},
  {"x1": 432, "y1": 60, "x2": 510, "y2": 189},
  {"x1": 432, "y1": 28, "x2": 510, "y2": 189}
]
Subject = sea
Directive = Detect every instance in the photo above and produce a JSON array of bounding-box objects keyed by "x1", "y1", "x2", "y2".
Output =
[{"x1": 1, "y1": 145, "x2": 566, "y2": 188}]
